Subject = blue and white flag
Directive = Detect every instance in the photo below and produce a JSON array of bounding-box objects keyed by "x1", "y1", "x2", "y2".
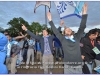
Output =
[{"x1": 54, "y1": 1, "x2": 84, "y2": 19}]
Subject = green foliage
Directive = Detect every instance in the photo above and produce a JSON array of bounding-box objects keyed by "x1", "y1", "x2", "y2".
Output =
[
  {"x1": 30, "y1": 22, "x2": 43, "y2": 34},
  {"x1": 7, "y1": 17, "x2": 30, "y2": 37},
  {"x1": 5, "y1": 17, "x2": 53, "y2": 37}
]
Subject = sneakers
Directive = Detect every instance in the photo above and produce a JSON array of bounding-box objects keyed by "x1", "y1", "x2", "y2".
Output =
[
  {"x1": 32, "y1": 62, "x2": 34, "y2": 65},
  {"x1": 50, "y1": 71, "x2": 52, "y2": 74},
  {"x1": 26, "y1": 65, "x2": 29, "y2": 69}
]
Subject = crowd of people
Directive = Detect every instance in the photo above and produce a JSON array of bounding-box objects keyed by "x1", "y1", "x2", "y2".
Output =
[{"x1": 0, "y1": 3, "x2": 100, "y2": 74}]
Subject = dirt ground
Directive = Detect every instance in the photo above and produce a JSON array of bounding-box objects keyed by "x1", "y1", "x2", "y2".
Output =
[
  {"x1": 16, "y1": 54, "x2": 96, "y2": 74},
  {"x1": 17, "y1": 56, "x2": 64, "y2": 74}
]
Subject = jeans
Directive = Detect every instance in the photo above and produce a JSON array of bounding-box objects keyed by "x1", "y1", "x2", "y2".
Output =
[
  {"x1": 23, "y1": 49, "x2": 28, "y2": 62},
  {"x1": 55, "y1": 47, "x2": 63, "y2": 59},
  {"x1": 85, "y1": 61, "x2": 94, "y2": 74}
]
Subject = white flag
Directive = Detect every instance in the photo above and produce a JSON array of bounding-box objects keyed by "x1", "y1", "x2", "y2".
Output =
[
  {"x1": 34, "y1": 1, "x2": 51, "y2": 13},
  {"x1": 54, "y1": 1, "x2": 84, "y2": 19}
]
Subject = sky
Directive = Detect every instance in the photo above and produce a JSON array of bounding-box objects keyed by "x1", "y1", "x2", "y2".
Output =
[{"x1": 0, "y1": 1, "x2": 100, "y2": 32}]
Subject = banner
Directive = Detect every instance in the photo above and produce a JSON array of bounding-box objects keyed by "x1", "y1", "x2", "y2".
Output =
[
  {"x1": 54, "y1": 1, "x2": 84, "y2": 19},
  {"x1": 34, "y1": 1, "x2": 51, "y2": 13}
]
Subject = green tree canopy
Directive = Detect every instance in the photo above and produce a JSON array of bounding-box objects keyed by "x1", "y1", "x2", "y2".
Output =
[
  {"x1": 7, "y1": 17, "x2": 30, "y2": 37},
  {"x1": 30, "y1": 22, "x2": 43, "y2": 34},
  {"x1": 5, "y1": 17, "x2": 53, "y2": 37}
]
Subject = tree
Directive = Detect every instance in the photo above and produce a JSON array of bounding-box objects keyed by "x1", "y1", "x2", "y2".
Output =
[
  {"x1": 42, "y1": 24, "x2": 47, "y2": 30},
  {"x1": 30, "y1": 22, "x2": 43, "y2": 34},
  {"x1": 7, "y1": 17, "x2": 30, "y2": 36},
  {"x1": 6, "y1": 17, "x2": 53, "y2": 37}
]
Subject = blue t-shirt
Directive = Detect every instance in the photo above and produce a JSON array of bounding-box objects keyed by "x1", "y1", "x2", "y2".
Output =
[{"x1": 36, "y1": 42, "x2": 41, "y2": 51}]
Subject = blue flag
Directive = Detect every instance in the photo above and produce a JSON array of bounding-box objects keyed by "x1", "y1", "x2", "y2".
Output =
[{"x1": 54, "y1": 1, "x2": 84, "y2": 19}]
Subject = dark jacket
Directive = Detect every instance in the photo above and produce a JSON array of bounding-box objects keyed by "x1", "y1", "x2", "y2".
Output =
[
  {"x1": 26, "y1": 30, "x2": 55, "y2": 55},
  {"x1": 49, "y1": 14, "x2": 87, "y2": 66},
  {"x1": 80, "y1": 37, "x2": 96, "y2": 62},
  {"x1": 23, "y1": 40, "x2": 29, "y2": 49},
  {"x1": 53, "y1": 36, "x2": 62, "y2": 48}
]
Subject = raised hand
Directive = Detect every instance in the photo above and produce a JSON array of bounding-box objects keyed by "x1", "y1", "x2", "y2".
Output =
[
  {"x1": 22, "y1": 24, "x2": 27, "y2": 31},
  {"x1": 60, "y1": 20, "x2": 64, "y2": 26},
  {"x1": 83, "y1": 3, "x2": 88, "y2": 15},
  {"x1": 25, "y1": 34, "x2": 28, "y2": 37},
  {"x1": 47, "y1": 12, "x2": 52, "y2": 21},
  {"x1": 19, "y1": 32, "x2": 23, "y2": 35}
]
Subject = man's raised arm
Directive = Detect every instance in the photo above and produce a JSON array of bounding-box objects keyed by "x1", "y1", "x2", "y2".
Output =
[
  {"x1": 76, "y1": 3, "x2": 88, "y2": 39},
  {"x1": 21, "y1": 24, "x2": 41, "y2": 40},
  {"x1": 47, "y1": 12, "x2": 64, "y2": 42}
]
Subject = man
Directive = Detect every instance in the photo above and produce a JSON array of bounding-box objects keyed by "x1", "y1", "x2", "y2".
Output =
[
  {"x1": 47, "y1": 4, "x2": 88, "y2": 74},
  {"x1": 6, "y1": 34, "x2": 22, "y2": 74},
  {"x1": 23, "y1": 38, "x2": 29, "y2": 62},
  {"x1": 26, "y1": 37, "x2": 35, "y2": 69},
  {"x1": 22, "y1": 25, "x2": 55, "y2": 74},
  {"x1": 19, "y1": 32, "x2": 28, "y2": 62},
  {"x1": 4, "y1": 31, "x2": 26, "y2": 73},
  {"x1": 0, "y1": 33, "x2": 8, "y2": 74},
  {"x1": 80, "y1": 29, "x2": 99, "y2": 74}
]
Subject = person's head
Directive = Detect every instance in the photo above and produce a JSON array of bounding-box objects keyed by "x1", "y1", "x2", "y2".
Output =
[
  {"x1": 28, "y1": 36, "x2": 32, "y2": 40},
  {"x1": 5, "y1": 34, "x2": 11, "y2": 41},
  {"x1": 64, "y1": 27, "x2": 73, "y2": 36},
  {"x1": 96, "y1": 36, "x2": 100, "y2": 44},
  {"x1": 88, "y1": 29, "x2": 99, "y2": 40},
  {"x1": 30, "y1": 37, "x2": 33, "y2": 40},
  {"x1": 4, "y1": 31, "x2": 8, "y2": 35},
  {"x1": 42, "y1": 29, "x2": 48, "y2": 37},
  {"x1": 36, "y1": 32, "x2": 38, "y2": 35}
]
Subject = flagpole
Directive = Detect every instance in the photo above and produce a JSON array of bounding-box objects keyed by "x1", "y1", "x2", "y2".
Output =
[{"x1": 45, "y1": 5, "x2": 47, "y2": 27}]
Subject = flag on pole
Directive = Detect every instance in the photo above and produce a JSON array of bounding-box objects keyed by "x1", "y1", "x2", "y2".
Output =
[
  {"x1": 34, "y1": 1, "x2": 51, "y2": 13},
  {"x1": 54, "y1": 1, "x2": 84, "y2": 19}
]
